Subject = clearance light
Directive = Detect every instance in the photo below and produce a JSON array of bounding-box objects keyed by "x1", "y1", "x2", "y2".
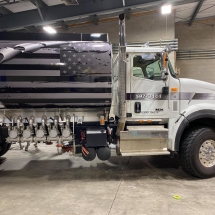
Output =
[
  {"x1": 100, "y1": 116, "x2": 105, "y2": 125},
  {"x1": 43, "y1": 26, "x2": 57, "y2": 34},
  {"x1": 161, "y1": 5, "x2": 172, "y2": 15},
  {"x1": 171, "y1": 88, "x2": 178, "y2": 92}
]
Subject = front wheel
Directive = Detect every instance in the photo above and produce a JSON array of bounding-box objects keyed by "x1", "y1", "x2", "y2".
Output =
[
  {"x1": 0, "y1": 126, "x2": 10, "y2": 157},
  {"x1": 180, "y1": 127, "x2": 215, "y2": 178},
  {"x1": 0, "y1": 143, "x2": 11, "y2": 157}
]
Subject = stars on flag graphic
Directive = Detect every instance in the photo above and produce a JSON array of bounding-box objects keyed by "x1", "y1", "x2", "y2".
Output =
[{"x1": 60, "y1": 42, "x2": 111, "y2": 76}]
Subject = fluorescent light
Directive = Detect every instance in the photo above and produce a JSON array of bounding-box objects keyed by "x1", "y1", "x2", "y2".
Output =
[
  {"x1": 91, "y1": 33, "x2": 101, "y2": 38},
  {"x1": 161, "y1": 5, "x2": 171, "y2": 15},
  {"x1": 43, "y1": 26, "x2": 57, "y2": 34}
]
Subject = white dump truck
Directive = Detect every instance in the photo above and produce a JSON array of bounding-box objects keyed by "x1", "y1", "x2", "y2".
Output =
[{"x1": 1, "y1": 13, "x2": 215, "y2": 178}]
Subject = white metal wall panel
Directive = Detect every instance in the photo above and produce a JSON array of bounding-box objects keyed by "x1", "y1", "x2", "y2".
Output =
[
  {"x1": 175, "y1": 2, "x2": 198, "y2": 23},
  {"x1": 196, "y1": 0, "x2": 215, "y2": 19}
]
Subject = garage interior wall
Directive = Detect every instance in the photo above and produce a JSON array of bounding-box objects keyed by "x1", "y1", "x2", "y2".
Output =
[
  {"x1": 176, "y1": 19, "x2": 215, "y2": 83},
  {"x1": 67, "y1": 11, "x2": 175, "y2": 65}
]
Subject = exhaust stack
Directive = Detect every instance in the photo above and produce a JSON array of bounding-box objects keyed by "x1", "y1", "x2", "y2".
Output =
[{"x1": 116, "y1": 13, "x2": 127, "y2": 136}]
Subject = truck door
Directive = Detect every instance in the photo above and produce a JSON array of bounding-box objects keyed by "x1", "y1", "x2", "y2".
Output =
[{"x1": 128, "y1": 53, "x2": 170, "y2": 118}]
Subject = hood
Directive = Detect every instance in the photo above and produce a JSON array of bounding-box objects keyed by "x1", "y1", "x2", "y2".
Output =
[{"x1": 179, "y1": 78, "x2": 215, "y2": 93}]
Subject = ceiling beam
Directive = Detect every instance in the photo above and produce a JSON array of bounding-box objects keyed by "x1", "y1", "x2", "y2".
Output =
[
  {"x1": 35, "y1": 0, "x2": 44, "y2": 21},
  {"x1": 29, "y1": 0, "x2": 48, "y2": 8},
  {"x1": 54, "y1": 20, "x2": 69, "y2": 30},
  {"x1": 0, "y1": 0, "x2": 200, "y2": 31},
  {"x1": 29, "y1": 0, "x2": 48, "y2": 21},
  {"x1": 189, "y1": 0, "x2": 205, "y2": 26},
  {"x1": 66, "y1": 10, "x2": 157, "y2": 28},
  {"x1": 24, "y1": 25, "x2": 38, "y2": 32}
]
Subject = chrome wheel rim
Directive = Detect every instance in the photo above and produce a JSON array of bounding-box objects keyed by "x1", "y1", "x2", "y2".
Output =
[{"x1": 199, "y1": 140, "x2": 215, "y2": 168}]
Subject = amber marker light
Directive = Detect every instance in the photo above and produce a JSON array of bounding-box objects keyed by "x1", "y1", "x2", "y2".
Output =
[
  {"x1": 171, "y1": 88, "x2": 178, "y2": 92},
  {"x1": 100, "y1": 116, "x2": 105, "y2": 125}
]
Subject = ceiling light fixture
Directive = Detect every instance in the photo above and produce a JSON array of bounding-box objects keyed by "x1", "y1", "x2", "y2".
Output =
[
  {"x1": 43, "y1": 26, "x2": 57, "y2": 34},
  {"x1": 161, "y1": 5, "x2": 172, "y2": 15},
  {"x1": 91, "y1": 33, "x2": 101, "y2": 38}
]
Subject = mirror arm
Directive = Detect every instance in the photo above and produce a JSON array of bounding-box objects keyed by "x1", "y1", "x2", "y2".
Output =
[{"x1": 161, "y1": 51, "x2": 169, "y2": 82}]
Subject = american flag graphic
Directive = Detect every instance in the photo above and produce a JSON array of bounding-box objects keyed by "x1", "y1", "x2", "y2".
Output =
[
  {"x1": 0, "y1": 33, "x2": 112, "y2": 109},
  {"x1": 60, "y1": 42, "x2": 111, "y2": 76}
]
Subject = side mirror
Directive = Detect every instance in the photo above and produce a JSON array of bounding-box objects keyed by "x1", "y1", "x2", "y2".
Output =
[{"x1": 146, "y1": 67, "x2": 154, "y2": 79}]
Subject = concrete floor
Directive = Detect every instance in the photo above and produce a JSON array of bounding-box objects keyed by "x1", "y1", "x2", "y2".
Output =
[{"x1": 0, "y1": 144, "x2": 215, "y2": 215}]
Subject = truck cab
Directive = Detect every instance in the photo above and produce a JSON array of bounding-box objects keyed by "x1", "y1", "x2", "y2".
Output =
[{"x1": 113, "y1": 21, "x2": 215, "y2": 178}]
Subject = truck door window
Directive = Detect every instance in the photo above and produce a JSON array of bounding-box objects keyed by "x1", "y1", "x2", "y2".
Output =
[
  {"x1": 133, "y1": 54, "x2": 162, "y2": 80},
  {"x1": 133, "y1": 67, "x2": 144, "y2": 78}
]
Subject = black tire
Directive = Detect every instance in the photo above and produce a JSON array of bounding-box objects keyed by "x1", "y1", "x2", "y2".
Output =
[
  {"x1": 0, "y1": 126, "x2": 10, "y2": 157},
  {"x1": 0, "y1": 143, "x2": 11, "y2": 157},
  {"x1": 179, "y1": 127, "x2": 215, "y2": 178},
  {"x1": 82, "y1": 147, "x2": 96, "y2": 161},
  {"x1": 97, "y1": 147, "x2": 111, "y2": 161}
]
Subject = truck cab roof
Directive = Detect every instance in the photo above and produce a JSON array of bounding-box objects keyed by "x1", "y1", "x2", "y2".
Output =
[{"x1": 126, "y1": 46, "x2": 165, "y2": 53}]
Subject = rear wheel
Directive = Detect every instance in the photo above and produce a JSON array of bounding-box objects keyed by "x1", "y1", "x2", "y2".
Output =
[
  {"x1": 180, "y1": 127, "x2": 215, "y2": 178},
  {"x1": 97, "y1": 147, "x2": 111, "y2": 161},
  {"x1": 82, "y1": 147, "x2": 96, "y2": 161}
]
